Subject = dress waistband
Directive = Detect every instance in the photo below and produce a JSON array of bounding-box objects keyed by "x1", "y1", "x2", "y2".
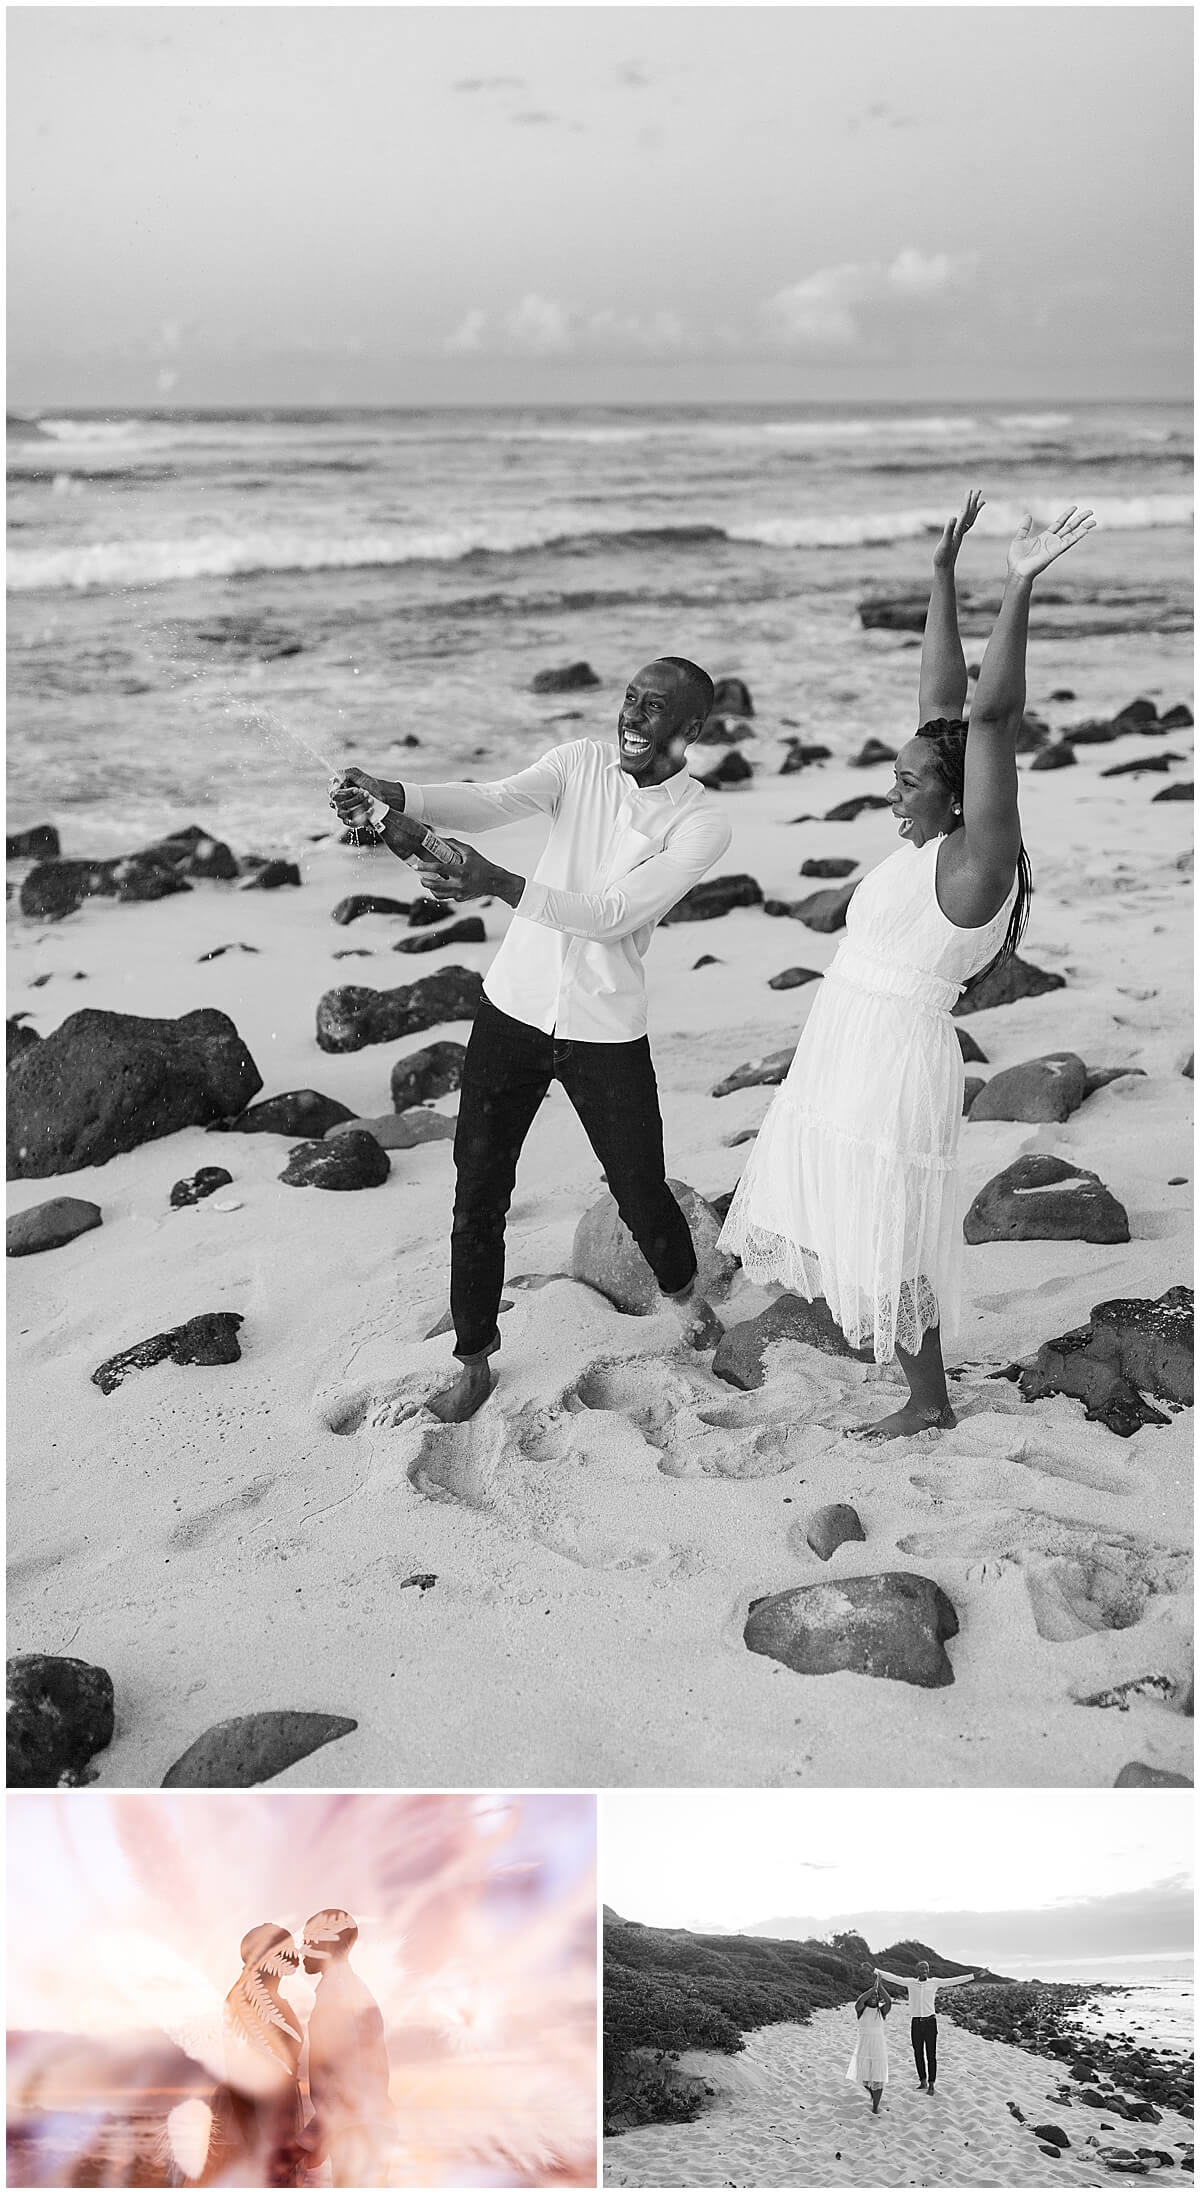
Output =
[{"x1": 826, "y1": 945, "x2": 961, "y2": 1016}]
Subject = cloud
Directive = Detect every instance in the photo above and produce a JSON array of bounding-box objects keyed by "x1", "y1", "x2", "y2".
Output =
[
  {"x1": 443, "y1": 297, "x2": 690, "y2": 360},
  {"x1": 764, "y1": 248, "x2": 978, "y2": 351},
  {"x1": 444, "y1": 307, "x2": 488, "y2": 355},
  {"x1": 505, "y1": 293, "x2": 574, "y2": 354}
]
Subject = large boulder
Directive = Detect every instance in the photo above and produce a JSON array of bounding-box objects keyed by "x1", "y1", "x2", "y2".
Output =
[
  {"x1": 240, "y1": 858, "x2": 301, "y2": 889},
  {"x1": 712, "y1": 1046, "x2": 794, "y2": 1097},
  {"x1": 530, "y1": 661, "x2": 600, "y2": 693},
  {"x1": 315, "y1": 967, "x2": 484, "y2": 1053},
  {"x1": 661, "y1": 874, "x2": 764, "y2": 923},
  {"x1": 279, "y1": 1130, "x2": 391, "y2": 1190},
  {"x1": 744, "y1": 1573, "x2": 959, "y2": 1687},
  {"x1": 965, "y1": 1155, "x2": 1129, "y2": 1245},
  {"x1": 791, "y1": 883, "x2": 857, "y2": 933},
  {"x1": 956, "y1": 1026, "x2": 988, "y2": 1065},
  {"x1": 714, "y1": 1294, "x2": 868, "y2": 1386},
  {"x1": 7, "y1": 1018, "x2": 40, "y2": 1066},
  {"x1": 780, "y1": 740, "x2": 833, "y2": 773},
  {"x1": 1015, "y1": 1286, "x2": 1192, "y2": 1435},
  {"x1": 143, "y1": 826, "x2": 240, "y2": 881},
  {"x1": 7, "y1": 823, "x2": 60, "y2": 861},
  {"x1": 1159, "y1": 703, "x2": 1194, "y2": 729},
  {"x1": 570, "y1": 1179, "x2": 736, "y2": 1314},
  {"x1": 968, "y1": 1052, "x2": 1088, "y2": 1123},
  {"x1": 392, "y1": 916, "x2": 486, "y2": 953},
  {"x1": 93, "y1": 1310, "x2": 245, "y2": 1394},
  {"x1": 1152, "y1": 782, "x2": 1193, "y2": 803},
  {"x1": 853, "y1": 738, "x2": 897, "y2": 768},
  {"x1": 800, "y1": 857, "x2": 858, "y2": 879},
  {"x1": 7, "y1": 1654, "x2": 115, "y2": 1787},
  {"x1": 20, "y1": 854, "x2": 192, "y2": 921},
  {"x1": 824, "y1": 795, "x2": 891, "y2": 822},
  {"x1": 695, "y1": 749, "x2": 753, "y2": 789},
  {"x1": 1113, "y1": 1764, "x2": 1193, "y2": 1788},
  {"x1": 7, "y1": 1008, "x2": 262, "y2": 1179},
  {"x1": 7, "y1": 1196, "x2": 102, "y2": 1257},
  {"x1": 954, "y1": 955, "x2": 1066, "y2": 1017},
  {"x1": 391, "y1": 1040, "x2": 468, "y2": 1109},
  {"x1": 1031, "y1": 742, "x2": 1078, "y2": 772},
  {"x1": 216, "y1": 1090, "x2": 356, "y2": 1139},
  {"x1": 162, "y1": 1710, "x2": 357, "y2": 1788}
]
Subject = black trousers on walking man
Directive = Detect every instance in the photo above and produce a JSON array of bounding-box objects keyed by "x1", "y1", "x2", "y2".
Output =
[{"x1": 911, "y1": 2015, "x2": 938, "y2": 2086}]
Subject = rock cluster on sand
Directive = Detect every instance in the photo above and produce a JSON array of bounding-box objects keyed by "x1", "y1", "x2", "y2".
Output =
[
  {"x1": 571, "y1": 1180, "x2": 735, "y2": 1314},
  {"x1": 954, "y1": 954, "x2": 1066, "y2": 1016},
  {"x1": 7, "y1": 1008, "x2": 262, "y2": 1179},
  {"x1": 21, "y1": 852, "x2": 194, "y2": 921},
  {"x1": 314, "y1": 966, "x2": 483, "y2": 1052},
  {"x1": 7, "y1": 1196, "x2": 102, "y2": 1256},
  {"x1": 92, "y1": 1310, "x2": 245, "y2": 1394},
  {"x1": 965, "y1": 1155, "x2": 1130, "y2": 1245},
  {"x1": 7, "y1": 1653, "x2": 115, "y2": 1786},
  {"x1": 217, "y1": 1089, "x2": 356, "y2": 1138},
  {"x1": 530, "y1": 661, "x2": 600, "y2": 692},
  {"x1": 390, "y1": 1039, "x2": 467, "y2": 1108},
  {"x1": 744, "y1": 1573, "x2": 959, "y2": 1687},
  {"x1": 969, "y1": 1051, "x2": 1089, "y2": 1123},
  {"x1": 280, "y1": 1129, "x2": 391, "y2": 1190},
  {"x1": 7, "y1": 822, "x2": 61, "y2": 861},
  {"x1": 1013, "y1": 1286, "x2": 1193, "y2": 1437}
]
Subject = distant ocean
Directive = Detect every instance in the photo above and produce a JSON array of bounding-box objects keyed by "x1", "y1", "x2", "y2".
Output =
[
  {"x1": 1066, "y1": 1981, "x2": 1194, "y2": 2063},
  {"x1": 7, "y1": 401, "x2": 1193, "y2": 854}
]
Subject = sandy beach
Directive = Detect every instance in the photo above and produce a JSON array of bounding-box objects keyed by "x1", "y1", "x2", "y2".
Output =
[
  {"x1": 603, "y1": 2006, "x2": 1195, "y2": 2188},
  {"x1": 6, "y1": 688, "x2": 1193, "y2": 1790}
]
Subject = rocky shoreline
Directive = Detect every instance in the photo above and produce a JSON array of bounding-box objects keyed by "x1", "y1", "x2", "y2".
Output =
[{"x1": 948, "y1": 1982, "x2": 1194, "y2": 2130}]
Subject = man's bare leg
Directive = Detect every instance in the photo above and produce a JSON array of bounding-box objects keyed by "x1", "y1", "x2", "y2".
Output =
[
  {"x1": 426, "y1": 1336, "x2": 499, "y2": 1424},
  {"x1": 664, "y1": 1276, "x2": 723, "y2": 1350}
]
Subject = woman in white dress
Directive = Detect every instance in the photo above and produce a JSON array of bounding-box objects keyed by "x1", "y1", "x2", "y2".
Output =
[
  {"x1": 718, "y1": 493, "x2": 1096, "y2": 1438},
  {"x1": 846, "y1": 1978, "x2": 892, "y2": 2112}
]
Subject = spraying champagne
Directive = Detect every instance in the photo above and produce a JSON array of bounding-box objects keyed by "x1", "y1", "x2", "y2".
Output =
[{"x1": 328, "y1": 771, "x2": 466, "y2": 869}]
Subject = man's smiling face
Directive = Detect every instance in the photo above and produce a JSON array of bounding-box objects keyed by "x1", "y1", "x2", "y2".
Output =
[{"x1": 618, "y1": 661, "x2": 705, "y2": 784}]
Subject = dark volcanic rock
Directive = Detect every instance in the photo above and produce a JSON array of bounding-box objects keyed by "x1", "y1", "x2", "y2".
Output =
[
  {"x1": 20, "y1": 854, "x2": 192, "y2": 921},
  {"x1": 169, "y1": 1167, "x2": 233, "y2": 1208},
  {"x1": 7, "y1": 1018, "x2": 40, "y2": 1065},
  {"x1": 953, "y1": 954, "x2": 1066, "y2": 1017},
  {"x1": 279, "y1": 1130, "x2": 391, "y2": 1190},
  {"x1": 1159, "y1": 703, "x2": 1194, "y2": 729},
  {"x1": 824, "y1": 795, "x2": 892, "y2": 822},
  {"x1": 955, "y1": 1026, "x2": 988, "y2": 1065},
  {"x1": 7, "y1": 1008, "x2": 262, "y2": 1179},
  {"x1": 780, "y1": 740, "x2": 833, "y2": 773},
  {"x1": 1016, "y1": 1286, "x2": 1192, "y2": 1434},
  {"x1": 711, "y1": 677, "x2": 754, "y2": 716},
  {"x1": 162, "y1": 1710, "x2": 357, "y2": 1788},
  {"x1": 801, "y1": 857, "x2": 858, "y2": 879},
  {"x1": 1152, "y1": 782, "x2": 1193, "y2": 803},
  {"x1": 714, "y1": 1293, "x2": 867, "y2": 1387},
  {"x1": 1114, "y1": 697, "x2": 1158, "y2": 726},
  {"x1": 240, "y1": 858, "x2": 301, "y2": 889},
  {"x1": 571, "y1": 1179, "x2": 735, "y2": 1314},
  {"x1": 806, "y1": 1503, "x2": 867, "y2": 1561},
  {"x1": 1033, "y1": 2126, "x2": 1071, "y2": 2148},
  {"x1": 1031, "y1": 741, "x2": 1079, "y2": 771},
  {"x1": 858, "y1": 594, "x2": 929, "y2": 632},
  {"x1": 315, "y1": 967, "x2": 484, "y2": 1053},
  {"x1": 696, "y1": 749, "x2": 753, "y2": 789},
  {"x1": 968, "y1": 1052, "x2": 1088, "y2": 1124},
  {"x1": 145, "y1": 826, "x2": 240, "y2": 881},
  {"x1": 694, "y1": 715, "x2": 754, "y2": 747},
  {"x1": 93, "y1": 1310, "x2": 244, "y2": 1393},
  {"x1": 1083, "y1": 1067, "x2": 1148, "y2": 1100},
  {"x1": 392, "y1": 916, "x2": 486, "y2": 953},
  {"x1": 661, "y1": 874, "x2": 764, "y2": 923},
  {"x1": 853, "y1": 738, "x2": 898, "y2": 767},
  {"x1": 1113, "y1": 1763, "x2": 1193, "y2": 1788},
  {"x1": 7, "y1": 1654, "x2": 115, "y2": 1787},
  {"x1": 218, "y1": 1090, "x2": 357, "y2": 1138},
  {"x1": 964, "y1": 1155, "x2": 1129, "y2": 1246},
  {"x1": 1062, "y1": 718, "x2": 1127, "y2": 748},
  {"x1": 791, "y1": 883, "x2": 857, "y2": 933},
  {"x1": 530, "y1": 661, "x2": 600, "y2": 693},
  {"x1": 331, "y1": 892, "x2": 414, "y2": 925},
  {"x1": 1016, "y1": 713, "x2": 1051, "y2": 753},
  {"x1": 7, "y1": 823, "x2": 60, "y2": 861},
  {"x1": 712, "y1": 1045, "x2": 794, "y2": 1097},
  {"x1": 1102, "y1": 755, "x2": 1184, "y2": 778},
  {"x1": 768, "y1": 966, "x2": 821, "y2": 991},
  {"x1": 745, "y1": 1572, "x2": 959, "y2": 1687},
  {"x1": 390, "y1": 1039, "x2": 468, "y2": 1109},
  {"x1": 7, "y1": 1196, "x2": 103, "y2": 1256},
  {"x1": 963, "y1": 1075, "x2": 984, "y2": 1113}
]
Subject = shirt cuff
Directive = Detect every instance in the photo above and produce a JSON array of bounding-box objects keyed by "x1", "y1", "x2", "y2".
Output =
[
  {"x1": 516, "y1": 878, "x2": 551, "y2": 925},
  {"x1": 402, "y1": 784, "x2": 425, "y2": 820}
]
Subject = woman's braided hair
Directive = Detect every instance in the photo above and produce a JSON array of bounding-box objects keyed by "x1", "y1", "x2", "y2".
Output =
[{"x1": 915, "y1": 716, "x2": 1032, "y2": 979}]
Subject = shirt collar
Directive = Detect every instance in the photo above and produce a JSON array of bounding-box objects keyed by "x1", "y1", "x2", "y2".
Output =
[{"x1": 611, "y1": 750, "x2": 698, "y2": 807}]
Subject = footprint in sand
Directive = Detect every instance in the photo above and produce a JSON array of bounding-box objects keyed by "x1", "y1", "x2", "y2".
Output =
[
  {"x1": 170, "y1": 1471, "x2": 279, "y2": 1550},
  {"x1": 562, "y1": 1354, "x2": 803, "y2": 1480},
  {"x1": 321, "y1": 1377, "x2": 432, "y2": 1435},
  {"x1": 895, "y1": 1510, "x2": 1193, "y2": 1640}
]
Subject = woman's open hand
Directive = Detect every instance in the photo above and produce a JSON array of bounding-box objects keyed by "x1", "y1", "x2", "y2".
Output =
[
  {"x1": 932, "y1": 488, "x2": 985, "y2": 571},
  {"x1": 1006, "y1": 504, "x2": 1097, "y2": 581}
]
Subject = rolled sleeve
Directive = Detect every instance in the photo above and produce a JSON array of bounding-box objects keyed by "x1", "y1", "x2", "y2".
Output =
[{"x1": 517, "y1": 812, "x2": 732, "y2": 943}]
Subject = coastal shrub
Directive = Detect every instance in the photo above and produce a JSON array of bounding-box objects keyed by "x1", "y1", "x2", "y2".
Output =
[{"x1": 603, "y1": 2047, "x2": 713, "y2": 2136}]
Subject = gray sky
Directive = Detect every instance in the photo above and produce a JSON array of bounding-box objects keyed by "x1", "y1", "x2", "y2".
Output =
[
  {"x1": 602, "y1": 1791, "x2": 1194, "y2": 1983},
  {"x1": 8, "y1": 4, "x2": 1192, "y2": 406}
]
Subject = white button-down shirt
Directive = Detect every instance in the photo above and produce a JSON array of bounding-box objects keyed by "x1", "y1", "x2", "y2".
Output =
[
  {"x1": 403, "y1": 739, "x2": 733, "y2": 1042},
  {"x1": 876, "y1": 1972, "x2": 974, "y2": 2018}
]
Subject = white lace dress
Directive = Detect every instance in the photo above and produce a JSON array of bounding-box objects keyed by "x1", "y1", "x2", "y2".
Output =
[
  {"x1": 718, "y1": 834, "x2": 1016, "y2": 1362},
  {"x1": 845, "y1": 2005, "x2": 889, "y2": 2088}
]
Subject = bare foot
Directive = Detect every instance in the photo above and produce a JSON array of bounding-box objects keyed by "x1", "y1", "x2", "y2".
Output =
[
  {"x1": 425, "y1": 1357, "x2": 496, "y2": 1423},
  {"x1": 665, "y1": 1282, "x2": 724, "y2": 1351},
  {"x1": 848, "y1": 1398, "x2": 957, "y2": 1442}
]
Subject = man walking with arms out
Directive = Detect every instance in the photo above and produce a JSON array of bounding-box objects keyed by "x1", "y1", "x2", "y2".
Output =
[
  {"x1": 335, "y1": 657, "x2": 732, "y2": 1422},
  {"x1": 872, "y1": 1958, "x2": 977, "y2": 2094}
]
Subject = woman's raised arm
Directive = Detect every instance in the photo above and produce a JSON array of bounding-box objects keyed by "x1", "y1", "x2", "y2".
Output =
[{"x1": 918, "y1": 488, "x2": 984, "y2": 726}]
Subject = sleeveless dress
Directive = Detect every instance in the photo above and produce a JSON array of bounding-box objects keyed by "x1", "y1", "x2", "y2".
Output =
[
  {"x1": 718, "y1": 834, "x2": 1016, "y2": 1362},
  {"x1": 846, "y1": 2005, "x2": 889, "y2": 2087}
]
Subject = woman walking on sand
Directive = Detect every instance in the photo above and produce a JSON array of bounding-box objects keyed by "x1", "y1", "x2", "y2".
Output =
[
  {"x1": 846, "y1": 1978, "x2": 892, "y2": 2112},
  {"x1": 719, "y1": 492, "x2": 1096, "y2": 1438}
]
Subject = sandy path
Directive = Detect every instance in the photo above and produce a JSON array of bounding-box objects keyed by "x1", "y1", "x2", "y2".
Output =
[{"x1": 605, "y1": 2009, "x2": 1194, "y2": 2188}]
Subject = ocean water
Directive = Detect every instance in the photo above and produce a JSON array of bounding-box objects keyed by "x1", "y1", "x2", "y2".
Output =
[
  {"x1": 7, "y1": 401, "x2": 1193, "y2": 856},
  {"x1": 1066, "y1": 1982, "x2": 1194, "y2": 2063}
]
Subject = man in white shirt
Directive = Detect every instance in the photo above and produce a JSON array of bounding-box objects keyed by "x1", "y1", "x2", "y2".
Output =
[
  {"x1": 301, "y1": 1908, "x2": 395, "y2": 2186},
  {"x1": 336, "y1": 657, "x2": 733, "y2": 1422},
  {"x1": 872, "y1": 1960, "x2": 977, "y2": 2093}
]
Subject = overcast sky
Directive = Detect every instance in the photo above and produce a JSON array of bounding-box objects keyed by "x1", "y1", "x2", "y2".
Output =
[
  {"x1": 7, "y1": 4, "x2": 1192, "y2": 406},
  {"x1": 603, "y1": 1791, "x2": 1194, "y2": 1982}
]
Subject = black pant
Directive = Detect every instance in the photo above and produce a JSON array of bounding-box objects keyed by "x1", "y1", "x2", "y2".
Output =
[
  {"x1": 911, "y1": 2015, "x2": 937, "y2": 2083},
  {"x1": 449, "y1": 997, "x2": 698, "y2": 1358}
]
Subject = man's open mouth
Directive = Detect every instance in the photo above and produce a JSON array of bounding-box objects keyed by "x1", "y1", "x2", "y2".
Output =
[{"x1": 621, "y1": 731, "x2": 652, "y2": 757}]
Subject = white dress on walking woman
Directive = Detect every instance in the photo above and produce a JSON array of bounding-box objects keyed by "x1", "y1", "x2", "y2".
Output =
[
  {"x1": 845, "y1": 2004, "x2": 889, "y2": 2089},
  {"x1": 718, "y1": 834, "x2": 1016, "y2": 1361}
]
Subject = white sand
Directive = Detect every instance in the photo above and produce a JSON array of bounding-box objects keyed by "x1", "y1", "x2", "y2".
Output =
[
  {"x1": 604, "y1": 2007, "x2": 1195, "y2": 2188},
  {"x1": 6, "y1": 717, "x2": 1193, "y2": 1787}
]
